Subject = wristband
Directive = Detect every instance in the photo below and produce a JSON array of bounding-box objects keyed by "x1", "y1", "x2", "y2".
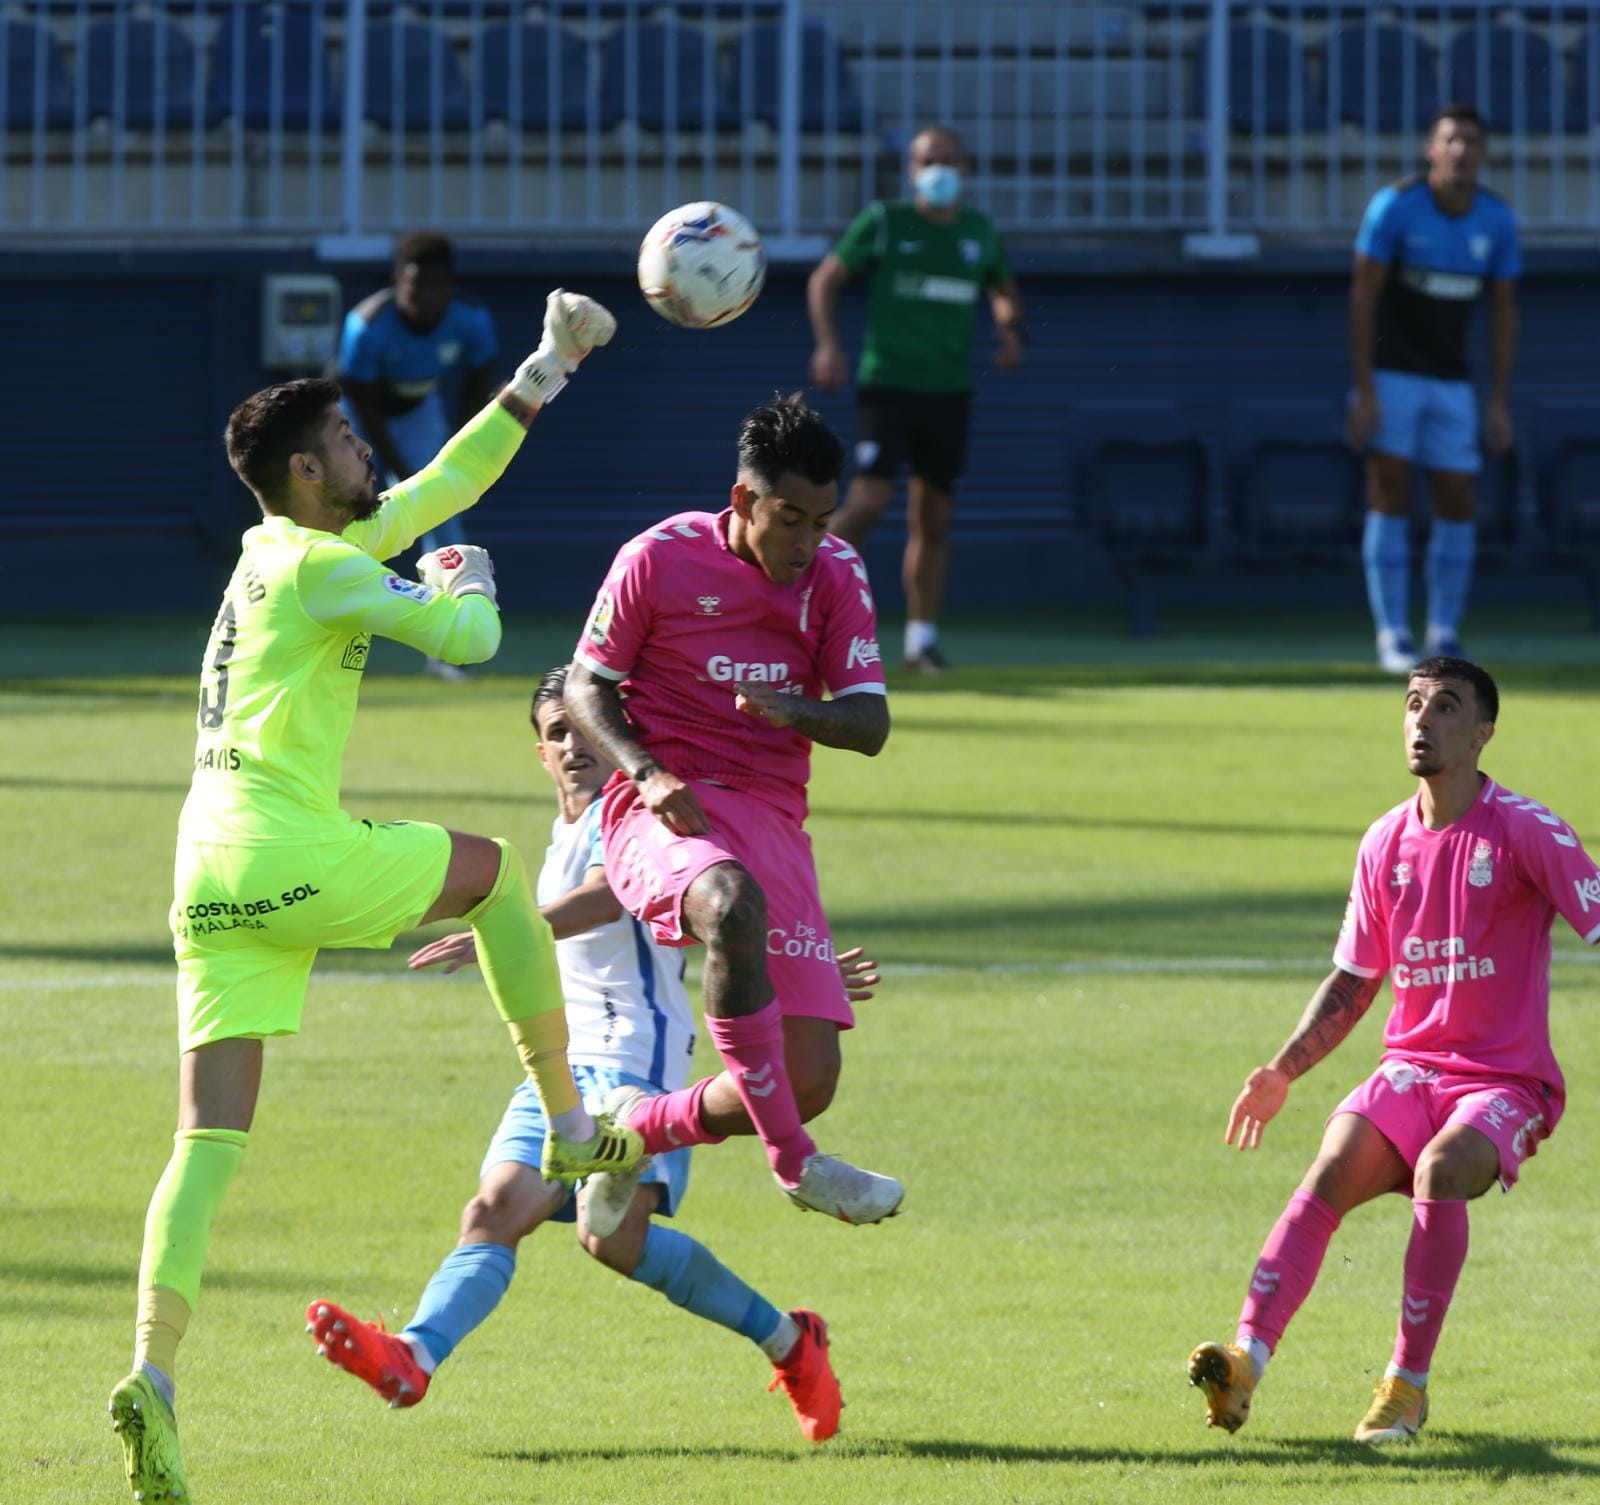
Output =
[{"x1": 630, "y1": 759, "x2": 662, "y2": 783}]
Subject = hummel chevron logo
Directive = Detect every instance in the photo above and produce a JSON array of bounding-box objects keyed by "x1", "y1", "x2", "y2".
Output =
[
  {"x1": 742, "y1": 1064, "x2": 778, "y2": 1099},
  {"x1": 1403, "y1": 1295, "x2": 1431, "y2": 1325},
  {"x1": 1250, "y1": 1266, "x2": 1280, "y2": 1295}
]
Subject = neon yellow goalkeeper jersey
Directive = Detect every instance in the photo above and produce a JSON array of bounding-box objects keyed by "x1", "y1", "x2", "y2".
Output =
[{"x1": 178, "y1": 403, "x2": 522, "y2": 845}]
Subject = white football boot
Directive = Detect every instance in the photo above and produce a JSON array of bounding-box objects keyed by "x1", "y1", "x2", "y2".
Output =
[
  {"x1": 578, "y1": 1084, "x2": 652, "y2": 1240},
  {"x1": 778, "y1": 1152, "x2": 904, "y2": 1225}
]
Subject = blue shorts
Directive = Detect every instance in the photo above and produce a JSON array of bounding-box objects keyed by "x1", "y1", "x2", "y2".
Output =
[
  {"x1": 479, "y1": 1064, "x2": 691, "y2": 1223},
  {"x1": 1365, "y1": 369, "x2": 1481, "y2": 474}
]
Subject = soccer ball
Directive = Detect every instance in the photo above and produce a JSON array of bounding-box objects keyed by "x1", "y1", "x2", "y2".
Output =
[{"x1": 637, "y1": 201, "x2": 766, "y2": 330}]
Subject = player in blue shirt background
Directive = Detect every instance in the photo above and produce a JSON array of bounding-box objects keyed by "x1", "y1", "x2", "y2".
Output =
[
  {"x1": 1347, "y1": 103, "x2": 1520, "y2": 675},
  {"x1": 339, "y1": 233, "x2": 499, "y2": 680}
]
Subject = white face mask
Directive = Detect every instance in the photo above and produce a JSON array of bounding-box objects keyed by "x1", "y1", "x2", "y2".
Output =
[{"x1": 913, "y1": 163, "x2": 962, "y2": 209}]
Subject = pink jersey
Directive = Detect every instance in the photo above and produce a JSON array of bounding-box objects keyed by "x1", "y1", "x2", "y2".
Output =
[
  {"x1": 1334, "y1": 776, "x2": 1600, "y2": 1101},
  {"x1": 573, "y1": 509, "x2": 886, "y2": 822}
]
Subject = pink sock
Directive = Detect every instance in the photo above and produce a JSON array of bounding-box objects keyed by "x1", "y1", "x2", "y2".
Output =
[
  {"x1": 625, "y1": 1076, "x2": 727, "y2": 1156},
  {"x1": 707, "y1": 1002, "x2": 815, "y2": 1184},
  {"x1": 1392, "y1": 1198, "x2": 1469, "y2": 1377},
  {"x1": 1237, "y1": 1188, "x2": 1341, "y2": 1351}
]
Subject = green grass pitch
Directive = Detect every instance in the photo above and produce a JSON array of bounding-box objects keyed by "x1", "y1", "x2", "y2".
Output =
[{"x1": 5, "y1": 611, "x2": 1600, "y2": 1504}]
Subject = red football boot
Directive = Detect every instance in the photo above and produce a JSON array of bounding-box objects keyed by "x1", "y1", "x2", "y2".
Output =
[
  {"x1": 767, "y1": 1309, "x2": 842, "y2": 1442},
  {"x1": 305, "y1": 1300, "x2": 430, "y2": 1409}
]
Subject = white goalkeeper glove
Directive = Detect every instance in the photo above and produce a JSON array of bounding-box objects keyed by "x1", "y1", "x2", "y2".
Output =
[
  {"x1": 418, "y1": 544, "x2": 498, "y2": 609},
  {"x1": 507, "y1": 289, "x2": 617, "y2": 409}
]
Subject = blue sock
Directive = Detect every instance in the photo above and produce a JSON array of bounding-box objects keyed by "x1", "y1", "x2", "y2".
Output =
[
  {"x1": 1362, "y1": 511, "x2": 1411, "y2": 638},
  {"x1": 402, "y1": 1242, "x2": 516, "y2": 1368},
  {"x1": 630, "y1": 1224, "x2": 782, "y2": 1347},
  {"x1": 1425, "y1": 519, "x2": 1477, "y2": 636}
]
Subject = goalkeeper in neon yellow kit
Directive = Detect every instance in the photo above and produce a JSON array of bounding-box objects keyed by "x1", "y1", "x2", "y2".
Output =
[{"x1": 109, "y1": 291, "x2": 642, "y2": 1505}]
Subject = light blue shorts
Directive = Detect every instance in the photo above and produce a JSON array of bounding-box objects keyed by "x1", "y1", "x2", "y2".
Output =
[
  {"x1": 1366, "y1": 369, "x2": 1481, "y2": 474},
  {"x1": 480, "y1": 1064, "x2": 692, "y2": 1224}
]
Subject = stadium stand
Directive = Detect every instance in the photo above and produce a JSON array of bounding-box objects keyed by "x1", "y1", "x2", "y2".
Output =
[
  {"x1": 6, "y1": 1, "x2": 1600, "y2": 622},
  {"x1": 1448, "y1": 22, "x2": 1558, "y2": 134},
  {"x1": 1071, "y1": 400, "x2": 1213, "y2": 635},
  {"x1": 599, "y1": 20, "x2": 740, "y2": 133},
  {"x1": 1227, "y1": 400, "x2": 1363, "y2": 562},
  {"x1": 1327, "y1": 22, "x2": 1440, "y2": 132},
  {"x1": 728, "y1": 19, "x2": 864, "y2": 132},
  {"x1": 1186, "y1": 22, "x2": 1323, "y2": 134},
  {"x1": 361, "y1": 17, "x2": 473, "y2": 130},
  {"x1": 209, "y1": 4, "x2": 340, "y2": 131},
  {"x1": 2, "y1": 18, "x2": 73, "y2": 130},
  {"x1": 83, "y1": 13, "x2": 217, "y2": 129},
  {"x1": 480, "y1": 21, "x2": 596, "y2": 131}
]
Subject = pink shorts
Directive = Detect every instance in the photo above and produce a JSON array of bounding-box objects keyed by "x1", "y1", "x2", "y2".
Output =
[
  {"x1": 600, "y1": 776, "x2": 853, "y2": 1028},
  {"x1": 1332, "y1": 1058, "x2": 1562, "y2": 1193}
]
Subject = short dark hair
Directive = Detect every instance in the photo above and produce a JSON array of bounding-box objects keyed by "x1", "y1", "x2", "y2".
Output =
[
  {"x1": 911, "y1": 123, "x2": 965, "y2": 153},
  {"x1": 1431, "y1": 101, "x2": 1487, "y2": 138},
  {"x1": 530, "y1": 665, "x2": 569, "y2": 730},
  {"x1": 736, "y1": 393, "x2": 844, "y2": 493},
  {"x1": 224, "y1": 377, "x2": 342, "y2": 509},
  {"x1": 1410, "y1": 656, "x2": 1499, "y2": 724},
  {"x1": 395, "y1": 232, "x2": 453, "y2": 274}
]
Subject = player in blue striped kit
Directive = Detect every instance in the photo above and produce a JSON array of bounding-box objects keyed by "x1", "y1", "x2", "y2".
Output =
[
  {"x1": 1347, "y1": 103, "x2": 1520, "y2": 674},
  {"x1": 305, "y1": 666, "x2": 876, "y2": 1441}
]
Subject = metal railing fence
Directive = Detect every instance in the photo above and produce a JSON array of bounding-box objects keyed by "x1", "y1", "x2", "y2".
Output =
[{"x1": 2, "y1": 0, "x2": 1598, "y2": 245}]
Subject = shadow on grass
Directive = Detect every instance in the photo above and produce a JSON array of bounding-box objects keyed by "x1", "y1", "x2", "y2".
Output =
[
  {"x1": 0, "y1": 773, "x2": 541, "y2": 811},
  {"x1": 10, "y1": 656, "x2": 1600, "y2": 701},
  {"x1": 901, "y1": 1435, "x2": 1600, "y2": 1474},
  {"x1": 812, "y1": 804, "x2": 1352, "y2": 841},
  {"x1": 0, "y1": 1256, "x2": 320, "y2": 1295},
  {"x1": 0, "y1": 891, "x2": 1345, "y2": 970},
  {"x1": 490, "y1": 1433, "x2": 1600, "y2": 1476},
  {"x1": 883, "y1": 661, "x2": 1600, "y2": 698},
  {"x1": 0, "y1": 773, "x2": 1353, "y2": 844}
]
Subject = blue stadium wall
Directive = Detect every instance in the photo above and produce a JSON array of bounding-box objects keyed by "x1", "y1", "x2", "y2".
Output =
[{"x1": 2, "y1": 246, "x2": 1596, "y2": 621}]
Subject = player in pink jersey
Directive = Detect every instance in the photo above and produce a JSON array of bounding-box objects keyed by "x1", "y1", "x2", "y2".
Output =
[
  {"x1": 1188, "y1": 657, "x2": 1600, "y2": 1443},
  {"x1": 565, "y1": 394, "x2": 904, "y2": 1228}
]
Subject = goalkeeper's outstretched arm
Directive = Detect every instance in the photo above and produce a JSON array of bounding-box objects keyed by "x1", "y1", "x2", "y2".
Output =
[{"x1": 344, "y1": 290, "x2": 617, "y2": 561}]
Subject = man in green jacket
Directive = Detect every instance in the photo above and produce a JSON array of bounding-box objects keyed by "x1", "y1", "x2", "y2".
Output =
[{"x1": 808, "y1": 126, "x2": 1025, "y2": 673}]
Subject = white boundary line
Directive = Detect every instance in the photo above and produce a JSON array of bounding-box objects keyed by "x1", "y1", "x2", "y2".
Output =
[{"x1": 7, "y1": 951, "x2": 1600, "y2": 991}]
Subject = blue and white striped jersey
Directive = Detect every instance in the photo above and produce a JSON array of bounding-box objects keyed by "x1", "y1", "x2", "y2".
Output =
[{"x1": 537, "y1": 798, "x2": 696, "y2": 1091}]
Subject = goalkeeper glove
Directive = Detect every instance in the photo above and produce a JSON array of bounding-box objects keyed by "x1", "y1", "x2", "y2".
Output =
[
  {"x1": 418, "y1": 544, "x2": 498, "y2": 609},
  {"x1": 507, "y1": 289, "x2": 617, "y2": 409}
]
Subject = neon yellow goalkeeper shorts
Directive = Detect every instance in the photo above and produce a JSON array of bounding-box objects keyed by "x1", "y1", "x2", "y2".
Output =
[{"x1": 170, "y1": 818, "x2": 453, "y2": 1052}]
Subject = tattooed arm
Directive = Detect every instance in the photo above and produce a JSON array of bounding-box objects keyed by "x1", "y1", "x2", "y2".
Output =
[
  {"x1": 564, "y1": 661, "x2": 710, "y2": 836},
  {"x1": 733, "y1": 682, "x2": 890, "y2": 755},
  {"x1": 1224, "y1": 967, "x2": 1384, "y2": 1151},
  {"x1": 1271, "y1": 967, "x2": 1385, "y2": 1081}
]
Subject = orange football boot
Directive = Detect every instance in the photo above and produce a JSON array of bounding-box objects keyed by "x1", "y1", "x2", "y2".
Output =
[
  {"x1": 305, "y1": 1300, "x2": 430, "y2": 1409},
  {"x1": 767, "y1": 1309, "x2": 842, "y2": 1442}
]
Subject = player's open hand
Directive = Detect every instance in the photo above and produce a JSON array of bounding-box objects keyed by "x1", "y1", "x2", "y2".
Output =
[
  {"x1": 408, "y1": 931, "x2": 478, "y2": 973},
  {"x1": 1225, "y1": 1065, "x2": 1290, "y2": 1150},
  {"x1": 735, "y1": 682, "x2": 798, "y2": 729},
  {"x1": 638, "y1": 767, "x2": 711, "y2": 836},
  {"x1": 837, "y1": 946, "x2": 880, "y2": 1003},
  {"x1": 1346, "y1": 389, "x2": 1381, "y2": 451},
  {"x1": 810, "y1": 342, "x2": 850, "y2": 393}
]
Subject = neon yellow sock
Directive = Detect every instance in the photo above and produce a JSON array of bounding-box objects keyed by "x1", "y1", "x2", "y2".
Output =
[
  {"x1": 133, "y1": 1127, "x2": 248, "y2": 1376},
  {"x1": 468, "y1": 838, "x2": 579, "y2": 1118}
]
